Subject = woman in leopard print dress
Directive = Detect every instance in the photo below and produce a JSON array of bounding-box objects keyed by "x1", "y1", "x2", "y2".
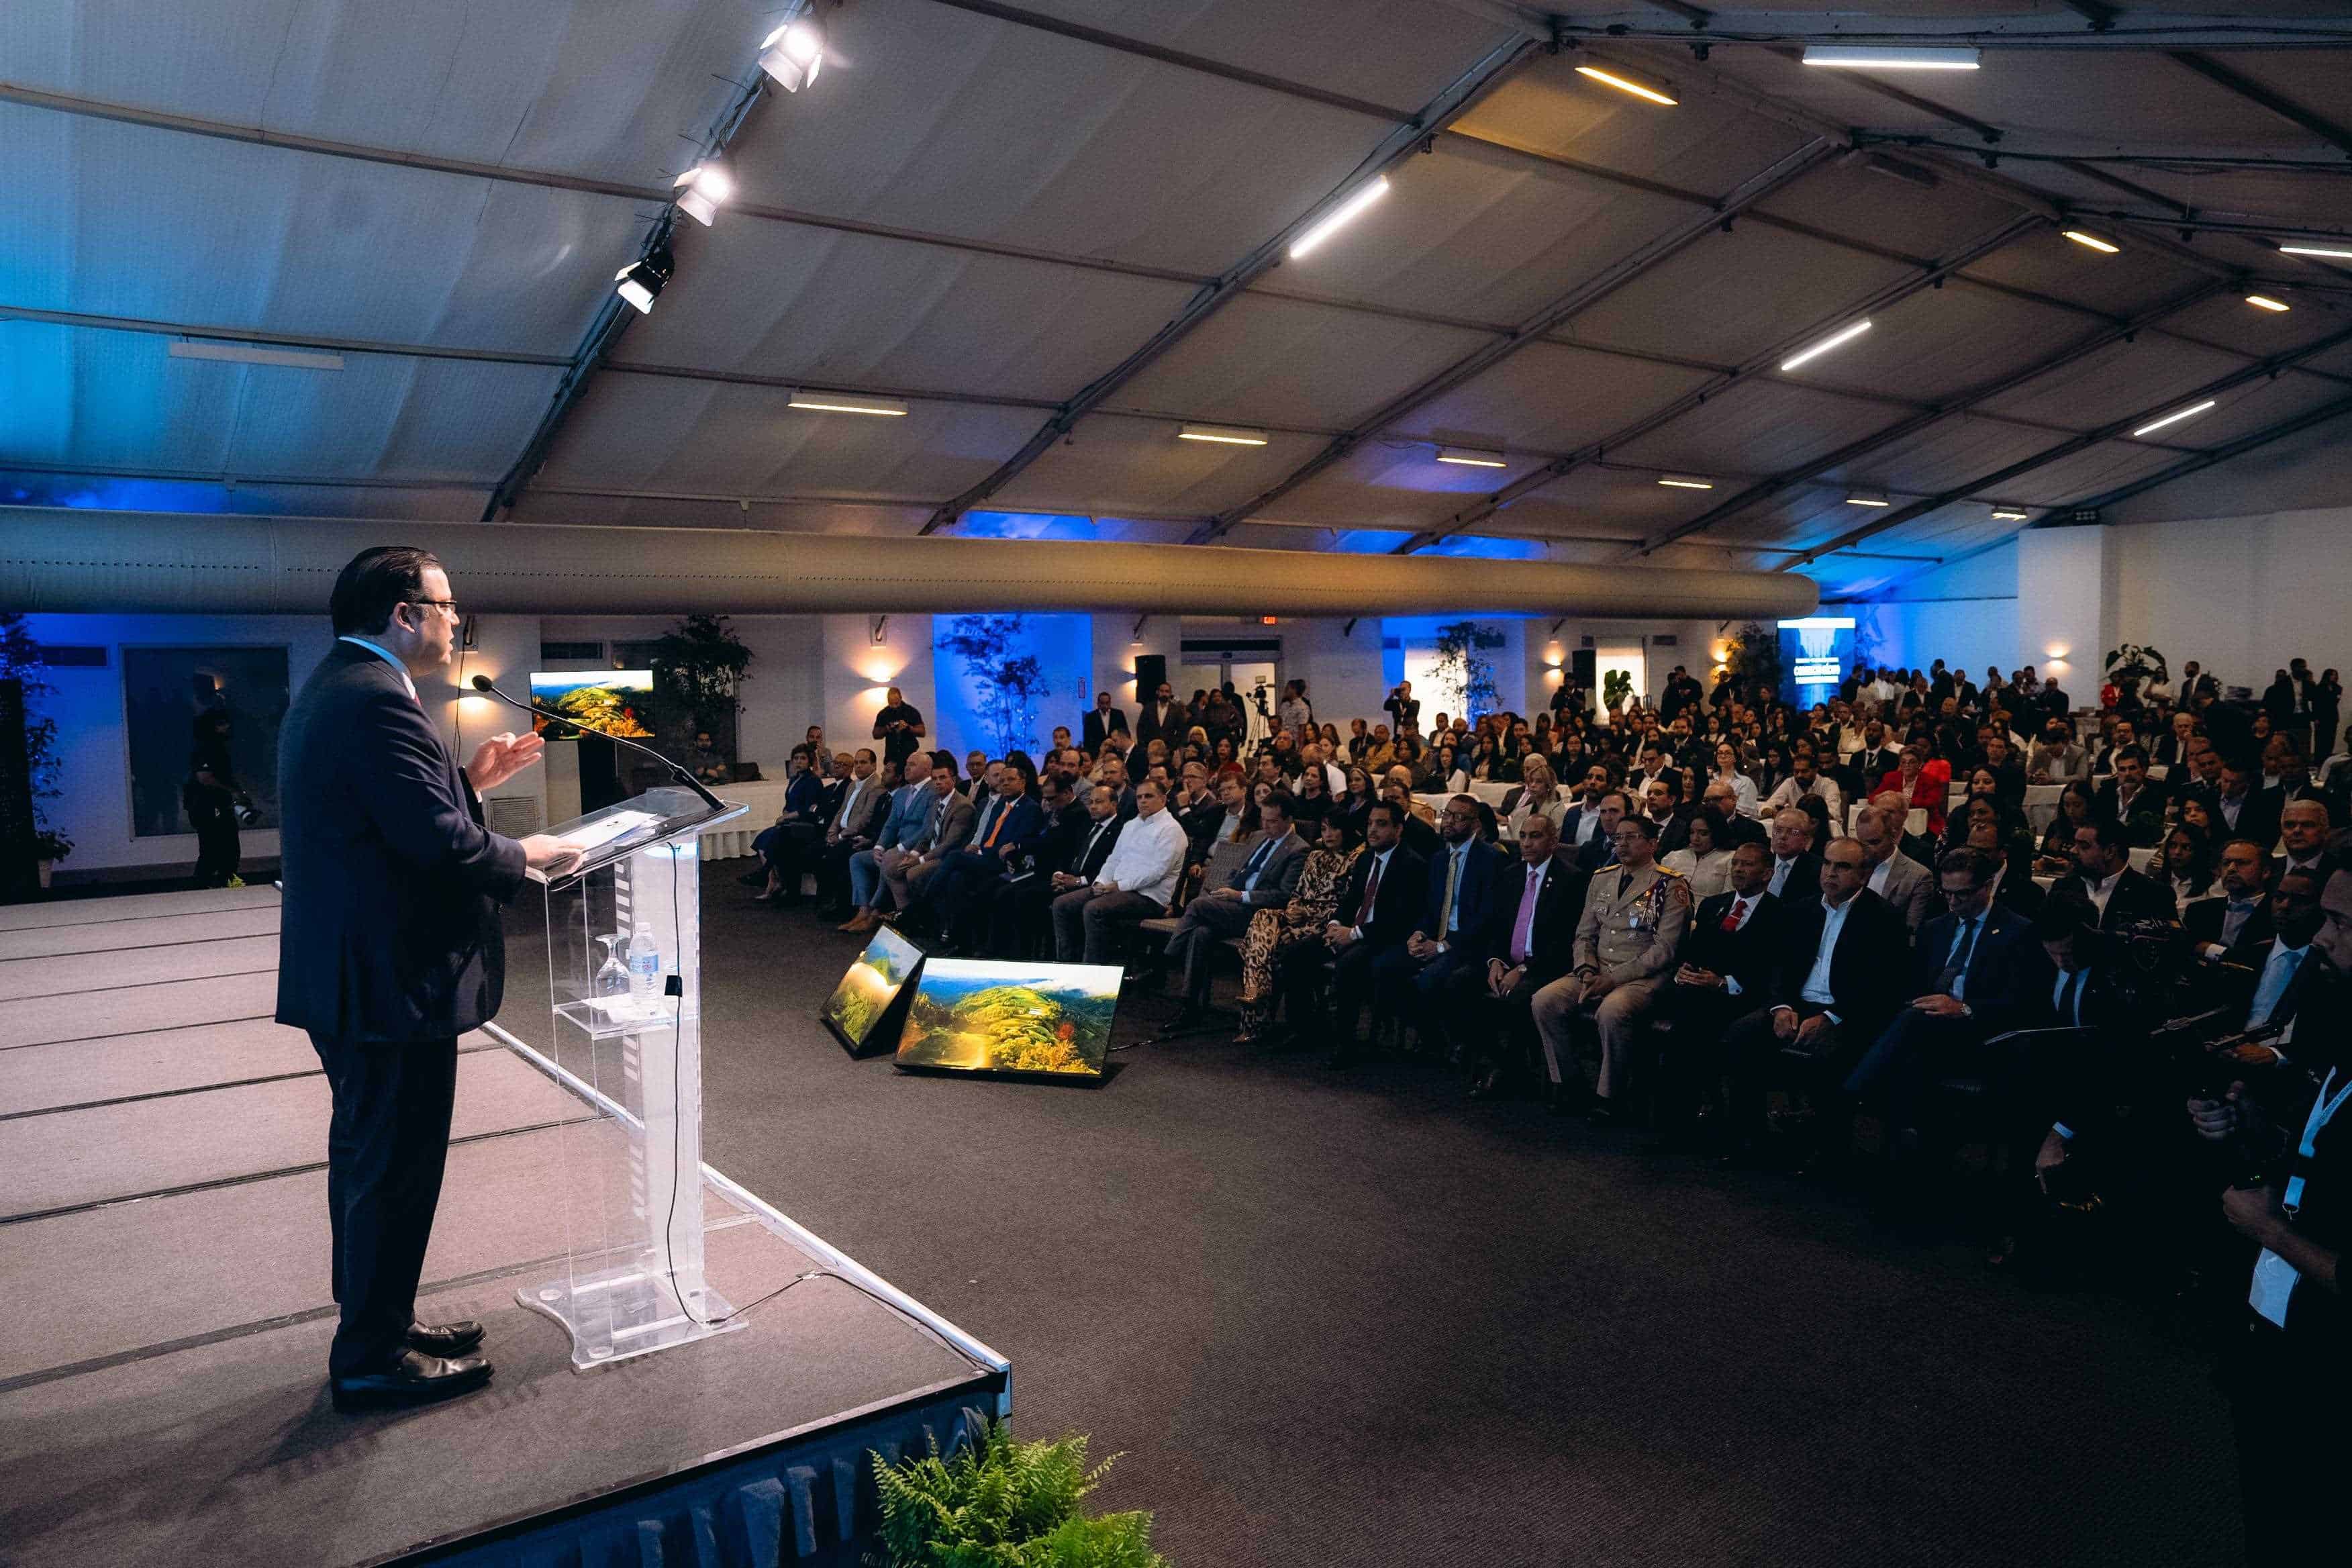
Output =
[{"x1": 1235, "y1": 816, "x2": 1361, "y2": 1043}]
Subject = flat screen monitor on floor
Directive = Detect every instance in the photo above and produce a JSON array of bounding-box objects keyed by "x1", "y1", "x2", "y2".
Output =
[
  {"x1": 893, "y1": 959, "x2": 1121, "y2": 1081},
  {"x1": 820, "y1": 925, "x2": 925, "y2": 1057}
]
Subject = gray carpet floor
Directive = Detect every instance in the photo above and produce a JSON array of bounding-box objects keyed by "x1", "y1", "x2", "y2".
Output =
[{"x1": 491, "y1": 886, "x2": 2245, "y2": 1568}]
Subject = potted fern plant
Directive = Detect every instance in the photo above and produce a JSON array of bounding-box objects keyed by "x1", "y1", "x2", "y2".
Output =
[{"x1": 869, "y1": 1423, "x2": 1168, "y2": 1567}]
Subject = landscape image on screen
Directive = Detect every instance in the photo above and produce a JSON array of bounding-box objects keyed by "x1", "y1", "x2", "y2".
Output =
[
  {"x1": 822, "y1": 925, "x2": 923, "y2": 1049},
  {"x1": 895, "y1": 959, "x2": 1122, "y2": 1079},
  {"x1": 528, "y1": 670, "x2": 655, "y2": 738}
]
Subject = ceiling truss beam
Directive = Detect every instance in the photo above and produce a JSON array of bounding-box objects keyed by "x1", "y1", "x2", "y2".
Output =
[
  {"x1": 2059, "y1": 389, "x2": 2352, "y2": 514},
  {"x1": 1387, "y1": 211, "x2": 2047, "y2": 553},
  {"x1": 2167, "y1": 51, "x2": 2352, "y2": 157},
  {"x1": 914, "y1": 32, "x2": 1547, "y2": 534},
  {"x1": 8, "y1": 81, "x2": 2332, "y2": 400},
  {"x1": 1188, "y1": 136, "x2": 1844, "y2": 544},
  {"x1": 1625, "y1": 277, "x2": 2233, "y2": 556},
  {"x1": 1789, "y1": 321, "x2": 2352, "y2": 567}
]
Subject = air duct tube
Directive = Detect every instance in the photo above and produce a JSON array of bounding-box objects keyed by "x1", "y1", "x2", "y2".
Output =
[{"x1": 0, "y1": 511, "x2": 1818, "y2": 620}]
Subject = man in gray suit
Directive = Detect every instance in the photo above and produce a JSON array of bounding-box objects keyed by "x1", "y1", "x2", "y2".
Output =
[
  {"x1": 1160, "y1": 792, "x2": 1310, "y2": 1034},
  {"x1": 879, "y1": 752, "x2": 977, "y2": 916},
  {"x1": 814, "y1": 748, "x2": 889, "y2": 916},
  {"x1": 1854, "y1": 801, "x2": 1936, "y2": 937}
]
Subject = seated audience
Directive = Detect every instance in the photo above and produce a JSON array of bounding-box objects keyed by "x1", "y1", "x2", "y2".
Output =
[
  {"x1": 1291, "y1": 801, "x2": 1428, "y2": 1067},
  {"x1": 1052, "y1": 777, "x2": 1188, "y2": 965},
  {"x1": 1374, "y1": 794, "x2": 1512, "y2": 1061},
  {"x1": 1161, "y1": 792, "x2": 1309, "y2": 1032},
  {"x1": 1532, "y1": 814, "x2": 1692, "y2": 1123},
  {"x1": 1463, "y1": 813, "x2": 1588, "y2": 1100}
]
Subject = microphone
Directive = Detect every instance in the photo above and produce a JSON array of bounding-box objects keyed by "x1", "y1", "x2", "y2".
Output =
[{"x1": 470, "y1": 675, "x2": 725, "y2": 814}]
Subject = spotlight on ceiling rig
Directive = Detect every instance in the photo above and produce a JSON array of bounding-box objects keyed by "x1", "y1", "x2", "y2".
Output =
[
  {"x1": 759, "y1": 18, "x2": 824, "y2": 92},
  {"x1": 614, "y1": 244, "x2": 675, "y2": 314},
  {"x1": 672, "y1": 162, "x2": 734, "y2": 226}
]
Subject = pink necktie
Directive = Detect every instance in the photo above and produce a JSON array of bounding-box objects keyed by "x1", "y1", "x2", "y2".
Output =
[{"x1": 1511, "y1": 867, "x2": 1540, "y2": 965}]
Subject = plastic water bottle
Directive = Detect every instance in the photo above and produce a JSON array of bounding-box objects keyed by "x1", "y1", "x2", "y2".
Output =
[{"x1": 628, "y1": 922, "x2": 660, "y2": 1010}]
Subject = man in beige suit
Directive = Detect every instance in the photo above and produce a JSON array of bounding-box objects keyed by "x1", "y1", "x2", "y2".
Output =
[{"x1": 1530, "y1": 815, "x2": 1692, "y2": 1122}]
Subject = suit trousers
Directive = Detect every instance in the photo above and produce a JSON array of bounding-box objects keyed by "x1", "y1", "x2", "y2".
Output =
[
  {"x1": 1530, "y1": 972, "x2": 1667, "y2": 1099},
  {"x1": 1845, "y1": 1010, "x2": 2030, "y2": 1136},
  {"x1": 1051, "y1": 885, "x2": 1164, "y2": 965},
  {"x1": 879, "y1": 847, "x2": 940, "y2": 913},
  {"x1": 1369, "y1": 942, "x2": 1478, "y2": 1053},
  {"x1": 309, "y1": 1032, "x2": 459, "y2": 1378},
  {"x1": 1165, "y1": 895, "x2": 1257, "y2": 1000}
]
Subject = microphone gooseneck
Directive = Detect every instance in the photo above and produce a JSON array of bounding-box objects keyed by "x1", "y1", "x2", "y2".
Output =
[{"x1": 470, "y1": 675, "x2": 724, "y2": 813}]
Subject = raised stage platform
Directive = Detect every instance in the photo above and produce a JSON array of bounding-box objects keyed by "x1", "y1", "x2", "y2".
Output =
[{"x1": 0, "y1": 885, "x2": 1008, "y2": 1568}]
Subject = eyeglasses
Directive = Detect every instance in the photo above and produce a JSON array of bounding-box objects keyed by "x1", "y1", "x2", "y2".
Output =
[{"x1": 407, "y1": 599, "x2": 460, "y2": 620}]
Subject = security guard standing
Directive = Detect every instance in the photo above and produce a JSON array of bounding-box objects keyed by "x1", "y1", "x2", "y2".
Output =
[{"x1": 1531, "y1": 814, "x2": 1691, "y2": 1122}]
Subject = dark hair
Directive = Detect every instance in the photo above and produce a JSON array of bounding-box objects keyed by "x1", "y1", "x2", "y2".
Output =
[
  {"x1": 2112, "y1": 744, "x2": 2147, "y2": 768},
  {"x1": 2032, "y1": 900, "x2": 2093, "y2": 944},
  {"x1": 1617, "y1": 812, "x2": 1659, "y2": 841},
  {"x1": 1367, "y1": 799, "x2": 1405, "y2": 830},
  {"x1": 1936, "y1": 848, "x2": 1994, "y2": 885},
  {"x1": 2077, "y1": 816, "x2": 2128, "y2": 854},
  {"x1": 1260, "y1": 789, "x2": 1297, "y2": 822},
  {"x1": 929, "y1": 750, "x2": 957, "y2": 774},
  {"x1": 330, "y1": 545, "x2": 442, "y2": 636},
  {"x1": 1323, "y1": 816, "x2": 1362, "y2": 849}
]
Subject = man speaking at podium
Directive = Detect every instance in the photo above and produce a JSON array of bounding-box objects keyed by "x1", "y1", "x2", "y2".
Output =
[{"x1": 277, "y1": 546, "x2": 581, "y2": 1411}]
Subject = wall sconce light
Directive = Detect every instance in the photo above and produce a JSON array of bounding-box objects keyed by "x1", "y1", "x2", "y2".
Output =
[{"x1": 870, "y1": 616, "x2": 889, "y2": 646}]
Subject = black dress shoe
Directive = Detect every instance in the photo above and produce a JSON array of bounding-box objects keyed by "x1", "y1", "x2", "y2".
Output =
[
  {"x1": 331, "y1": 1349, "x2": 492, "y2": 1412},
  {"x1": 407, "y1": 1319, "x2": 485, "y2": 1357},
  {"x1": 1467, "y1": 1067, "x2": 1503, "y2": 1100}
]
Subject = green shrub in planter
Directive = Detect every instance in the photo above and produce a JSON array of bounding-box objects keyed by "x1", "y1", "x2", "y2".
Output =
[{"x1": 870, "y1": 1422, "x2": 1167, "y2": 1568}]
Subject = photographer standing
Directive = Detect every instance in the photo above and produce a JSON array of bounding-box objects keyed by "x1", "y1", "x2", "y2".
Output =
[
  {"x1": 185, "y1": 709, "x2": 245, "y2": 889},
  {"x1": 2186, "y1": 867, "x2": 2351, "y2": 1566}
]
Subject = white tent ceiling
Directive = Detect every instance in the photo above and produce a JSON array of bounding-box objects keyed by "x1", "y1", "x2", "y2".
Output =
[{"x1": 5, "y1": 0, "x2": 2351, "y2": 601}]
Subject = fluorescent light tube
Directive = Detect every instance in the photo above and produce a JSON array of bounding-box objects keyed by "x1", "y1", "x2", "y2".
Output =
[
  {"x1": 2279, "y1": 245, "x2": 2352, "y2": 260},
  {"x1": 1177, "y1": 424, "x2": 1269, "y2": 446},
  {"x1": 2131, "y1": 399, "x2": 2216, "y2": 438},
  {"x1": 1990, "y1": 507, "x2": 2030, "y2": 522},
  {"x1": 1844, "y1": 490, "x2": 1892, "y2": 507},
  {"x1": 787, "y1": 391, "x2": 910, "y2": 417},
  {"x1": 1657, "y1": 475, "x2": 1715, "y2": 490},
  {"x1": 1804, "y1": 46, "x2": 1980, "y2": 70},
  {"x1": 1574, "y1": 63, "x2": 1677, "y2": 105},
  {"x1": 1287, "y1": 176, "x2": 1389, "y2": 260},
  {"x1": 2062, "y1": 230, "x2": 2120, "y2": 254},
  {"x1": 1436, "y1": 446, "x2": 1508, "y2": 468},
  {"x1": 168, "y1": 340, "x2": 344, "y2": 371},
  {"x1": 1779, "y1": 319, "x2": 1873, "y2": 372},
  {"x1": 2245, "y1": 294, "x2": 2292, "y2": 313}
]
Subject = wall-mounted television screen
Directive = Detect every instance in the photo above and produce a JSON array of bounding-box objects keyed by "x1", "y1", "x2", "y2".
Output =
[
  {"x1": 894, "y1": 959, "x2": 1121, "y2": 1081},
  {"x1": 821, "y1": 925, "x2": 925, "y2": 1057},
  {"x1": 528, "y1": 671, "x2": 655, "y2": 739}
]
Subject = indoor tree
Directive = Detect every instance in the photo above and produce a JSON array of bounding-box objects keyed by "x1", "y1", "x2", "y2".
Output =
[
  {"x1": 937, "y1": 614, "x2": 1050, "y2": 758},
  {"x1": 1428, "y1": 621, "x2": 1500, "y2": 724}
]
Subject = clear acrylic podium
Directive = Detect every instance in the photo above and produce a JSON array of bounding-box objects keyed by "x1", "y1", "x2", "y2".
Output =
[{"x1": 520, "y1": 785, "x2": 748, "y2": 1369}]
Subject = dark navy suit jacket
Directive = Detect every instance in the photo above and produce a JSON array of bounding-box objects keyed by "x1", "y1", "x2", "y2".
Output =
[
  {"x1": 1911, "y1": 902, "x2": 2055, "y2": 1035},
  {"x1": 276, "y1": 641, "x2": 528, "y2": 1042},
  {"x1": 1418, "y1": 837, "x2": 1513, "y2": 945}
]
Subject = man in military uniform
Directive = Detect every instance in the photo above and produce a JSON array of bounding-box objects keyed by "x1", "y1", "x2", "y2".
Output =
[{"x1": 1531, "y1": 814, "x2": 1692, "y2": 1122}]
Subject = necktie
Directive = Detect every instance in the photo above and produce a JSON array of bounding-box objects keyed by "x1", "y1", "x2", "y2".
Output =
[
  {"x1": 1240, "y1": 834, "x2": 1274, "y2": 889},
  {"x1": 1618, "y1": 870, "x2": 1632, "y2": 897},
  {"x1": 1438, "y1": 846, "x2": 1463, "y2": 937},
  {"x1": 1357, "y1": 854, "x2": 1385, "y2": 926},
  {"x1": 1720, "y1": 897, "x2": 1747, "y2": 934},
  {"x1": 1511, "y1": 867, "x2": 1540, "y2": 965},
  {"x1": 983, "y1": 800, "x2": 1008, "y2": 846},
  {"x1": 2063, "y1": 969, "x2": 2085, "y2": 1026},
  {"x1": 1937, "y1": 916, "x2": 1979, "y2": 995},
  {"x1": 1084, "y1": 823, "x2": 1108, "y2": 870},
  {"x1": 2250, "y1": 947, "x2": 2304, "y2": 1028}
]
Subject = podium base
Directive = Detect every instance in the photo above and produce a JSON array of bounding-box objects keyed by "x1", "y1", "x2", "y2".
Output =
[{"x1": 519, "y1": 1265, "x2": 746, "y2": 1371}]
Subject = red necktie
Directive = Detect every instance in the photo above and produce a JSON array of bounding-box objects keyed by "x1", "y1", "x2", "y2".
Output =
[
  {"x1": 1720, "y1": 897, "x2": 1746, "y2": 934},
  {"x1": 1356, "y1": 855, "x2": 1383, "y2": 926}
]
